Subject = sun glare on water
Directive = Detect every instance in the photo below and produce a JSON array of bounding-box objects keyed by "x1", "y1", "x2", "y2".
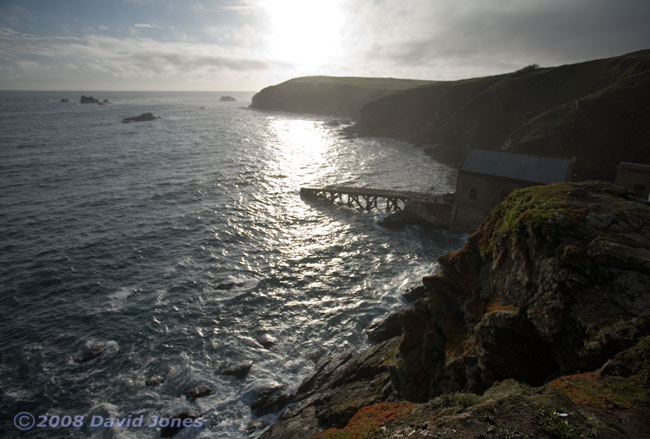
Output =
[{"x1": 265, "y1": 0, "x2": 344, "y2": 69}]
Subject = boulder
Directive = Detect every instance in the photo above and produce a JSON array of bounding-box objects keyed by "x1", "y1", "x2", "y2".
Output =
[
  {"x1": 121, "y1": 113, "x2": 158, "y2": 123},
  {"x1": 367, "y1": 312, "x2": 402, "y2": 344},
  {"x1": 376, "y1": 211, "x2": 424, "y2": 228},
  {"x1": 73, "y1": 342, "x2": 106, "y2": 363},
  {"x1": 220, "y1": 361, "x2": 252, "y2": 379},
  {"x1": 159, "y1": 410, "x2": 201, "y2": 438},
  {"x1": 145, "y1": 365, "x2": 170, "y2": 387},
  {"x1": 324, "y1": 119, "x2": 351, "y2": 127},
  {"x1": 184, "y1": 383, "x2": 214, "y2": 400},
  {"x1": 257, "y1": 334, "x2": 277, "y2": 349},
  {"x1": 251, "y1": 385, "x2": 294, "y2": 416}
]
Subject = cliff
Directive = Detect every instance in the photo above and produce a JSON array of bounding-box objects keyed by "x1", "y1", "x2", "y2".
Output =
[
  {"x1": 259, "y1": 181, "x2": 650, "y2": 439},
  {"x1": 251, "y1": 50, "x2": 650, "y2": 181},
  {"x1": 361, "y1": 50, "x2": 650, "y2": 181},
  {"x1": 250, "y1": 76, "x2": 434, "y2": 119}
]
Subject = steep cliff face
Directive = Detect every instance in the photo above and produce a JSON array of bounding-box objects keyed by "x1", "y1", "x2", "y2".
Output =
[
  {"x1": 250, "y1": 76, "x2": 433, "y2": 119},
  {"x1": 259, "y1": 181, "x2": 650, "y2": 439},
  {"x1": 357, "y1": 50, "x2": 650, "y2": 180},
  {"x1": 394, "y1": 181, "x2": 650, "y2": 400}
]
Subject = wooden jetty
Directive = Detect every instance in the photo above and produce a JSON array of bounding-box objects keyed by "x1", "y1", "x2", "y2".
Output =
[{"x1": 300, "y1": 186, "x2": 454, "y2": 227}]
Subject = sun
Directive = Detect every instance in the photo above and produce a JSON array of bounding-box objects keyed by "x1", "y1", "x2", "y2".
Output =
[{"x1": 264, "y1": 0, "x2": 344, "y2": 69}]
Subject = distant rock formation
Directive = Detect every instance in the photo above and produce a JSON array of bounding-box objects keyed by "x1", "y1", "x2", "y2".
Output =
[
  {"x1": 80, "y1": 95, "x2": 111, "y2": 105},
  {"x1": 121, "y1": 113, "x2": 159, "y2": 123},
  {"x1": 59, "y1": 98, "x2": 70, "y2": 103},
  {"x1": 219, "y1": 95, "x2": 237, "y2": 102}
]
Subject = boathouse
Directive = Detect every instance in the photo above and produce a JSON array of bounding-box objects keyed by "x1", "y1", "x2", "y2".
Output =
[
  {"x1": 614, "y1": 162, "x2": 650, "y2": 200},
  {"x1": 450, "y1": 149, "x2": 575, "y2": 232}
]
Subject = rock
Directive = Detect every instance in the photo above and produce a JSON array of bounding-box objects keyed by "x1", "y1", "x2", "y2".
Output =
[
  {"x1": 184, "y1": 383, "x2": 214, "y2": 400},
  {"x1": 73, "y1": 342, "x2": 106, "y2": 363},
  {"x1": 376, "y1": 211, "x2": 424, "y2": 228},
  {"x1": 220, "y1": 361, "x2": 252, "y2": 379},
  {"x1": 59, "y1": 98, "x2": 70, "y2": 103},
  {"x1": 80, "y1": 95, "x2": 107, "y2": 105},
  {"x1": 259, "y1": 337, "x2": 399, "y2": 439},
  {"x1": 402, "y1": 285, "x2": 429, "y2": 302},
  {"x1": 215, "y1": 282, "x2": 236, "y2": 290},
  {"x1": 247, "y1": 419, "x2": 268, "y2": 435},
  {"x1": 324, "y1": 119, "x2": 351, "y2": 127},
  {"x1": 219, "y1": 95, "x2": 237, "y2": 102},
  {"x1": 257, "y1": 334, "x2": 277, "y2": 349},
  {"x1": 367, "y1": 312, "x2": 402, "y2": 344},
  {"x1": 159, "y1": 410, "x2": 201, "y2": 438},
  {"x1": 121, "y1": 113, "x2": 158, "y2": 123},
  {"x1": 251, "y1": 385, "x2": 294, "y2": 416},
  {"x1": 392, "y1": 181, "x2": 650, "y2": 399},
  {"x1": 145, "y1": 365, "x2": 170, "y2": 387}
]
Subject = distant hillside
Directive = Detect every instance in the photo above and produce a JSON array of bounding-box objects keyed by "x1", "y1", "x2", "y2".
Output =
[
  {"x1": 250, "y1": 76, "x2": 434, "y2": 119},
  {"x1": 251, "y1": 50, "x2": 650, "y2": 182},
  {"x1": 358, "y1": 50, "x2": 650, "y2": 181}
]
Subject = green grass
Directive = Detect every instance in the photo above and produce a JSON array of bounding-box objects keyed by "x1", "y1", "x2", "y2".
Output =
[{"x1": 536, "y1": 408, "x2": 592, "y2": 439}]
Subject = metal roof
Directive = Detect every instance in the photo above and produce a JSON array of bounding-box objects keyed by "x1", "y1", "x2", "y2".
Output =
[
  {"x1": 618, "y1": 162, "x2": 650, "y2": 172},
  {"x1": 460, "y1": 149, "x2": 573, "y2": 184}
]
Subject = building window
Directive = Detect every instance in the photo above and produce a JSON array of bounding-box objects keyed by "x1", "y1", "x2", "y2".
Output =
[
  {"x1": 633, "y1": 185, "x2": 645, "y2": 197},
  {"x1": 469, "y1": 188, "x2": 477, "y2": 200}
]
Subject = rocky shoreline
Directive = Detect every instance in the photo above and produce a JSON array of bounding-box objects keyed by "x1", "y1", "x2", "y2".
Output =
[{"x1": 259, "y1": 181, "x2": 650, "y2": 438}]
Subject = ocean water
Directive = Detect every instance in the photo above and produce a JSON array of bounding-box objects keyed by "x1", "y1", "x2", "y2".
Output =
[{"x1": 0, "y1": 91, "x2": 464, "y2": 438}]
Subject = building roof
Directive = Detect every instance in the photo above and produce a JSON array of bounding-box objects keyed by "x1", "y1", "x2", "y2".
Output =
[
  {"x1": 460, "y1": 149, "x2": 573, "y2": 184},
  {"x1": 617, "y1": 162, "x2": 650, "y2": 172}
]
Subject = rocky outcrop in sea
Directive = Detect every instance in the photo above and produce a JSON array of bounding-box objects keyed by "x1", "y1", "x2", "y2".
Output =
[
  {"x1": 259, "y1": 181, "x2": 650, "y2": 438},
  {"x1": 80, "y1": 95, "x2": 111, "y2": 105},
  {"x1": 121, "y1": 112, "x2": 159, "y2": 123}
]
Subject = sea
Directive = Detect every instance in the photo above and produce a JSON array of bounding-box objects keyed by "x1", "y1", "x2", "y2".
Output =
[{"x1": 0, "y1": 91, "x2": 465, "y2": 438}]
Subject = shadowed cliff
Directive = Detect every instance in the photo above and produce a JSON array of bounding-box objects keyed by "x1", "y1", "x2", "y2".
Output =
[
  {"x1": 358, "y1": 49, "x2": 650, "y2": 181},
  {"x1": 251, "y1": 50, "x2": 650, "y2": 182}
]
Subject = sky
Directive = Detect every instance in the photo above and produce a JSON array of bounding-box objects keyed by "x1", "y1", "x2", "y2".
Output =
[{"x1": 0, "y1": 0, "x2": 649, "y2": 91}]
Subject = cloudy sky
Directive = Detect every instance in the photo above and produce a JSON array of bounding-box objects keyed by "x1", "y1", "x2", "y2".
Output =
[{"x1": 1, "y1": 0, "x2": 649, "y2": 91}]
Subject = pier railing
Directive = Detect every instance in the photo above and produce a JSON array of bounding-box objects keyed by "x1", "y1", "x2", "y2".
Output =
[{"x1": 299, "y1": 186, "x2": 452, "y2": 213}]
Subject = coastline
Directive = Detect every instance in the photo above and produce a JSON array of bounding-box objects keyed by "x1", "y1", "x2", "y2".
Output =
[{"x1": 258, "y1": 181, "x2": 650, "y2": 438}]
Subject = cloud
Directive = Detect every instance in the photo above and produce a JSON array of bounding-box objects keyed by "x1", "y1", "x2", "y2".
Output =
[
  {"x1": 132, "y1": 23, "x2": 156, "y2": 29},
  {"x1": 0, "y1": 27, "x2": 271, "y2": 82},
  {"x1": 340, "y1": 0, "x2": 650, "y2": 79}
]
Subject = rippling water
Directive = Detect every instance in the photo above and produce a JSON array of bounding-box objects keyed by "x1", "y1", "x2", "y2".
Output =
[{"x1": 0, "y1": 91, "x2": 464, "y2": 438}]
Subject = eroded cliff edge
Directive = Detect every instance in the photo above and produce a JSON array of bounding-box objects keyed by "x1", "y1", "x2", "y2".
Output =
[{"x1": 260, "y1": 181, "x2": 650, "y2": 439}]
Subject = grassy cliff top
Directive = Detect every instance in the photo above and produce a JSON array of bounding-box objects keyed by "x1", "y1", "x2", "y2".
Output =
[{"x1": 283, "y1": 75, "x2": 436, "y2": 90}]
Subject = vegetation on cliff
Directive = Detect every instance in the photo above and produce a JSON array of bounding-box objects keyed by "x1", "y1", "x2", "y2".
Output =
[
  {"x1": 260, "y1": 181, "x2": 650, "y2": 439},
  {"x1": 358, "y1": 49, "x2": 650, "y2": 181}
]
